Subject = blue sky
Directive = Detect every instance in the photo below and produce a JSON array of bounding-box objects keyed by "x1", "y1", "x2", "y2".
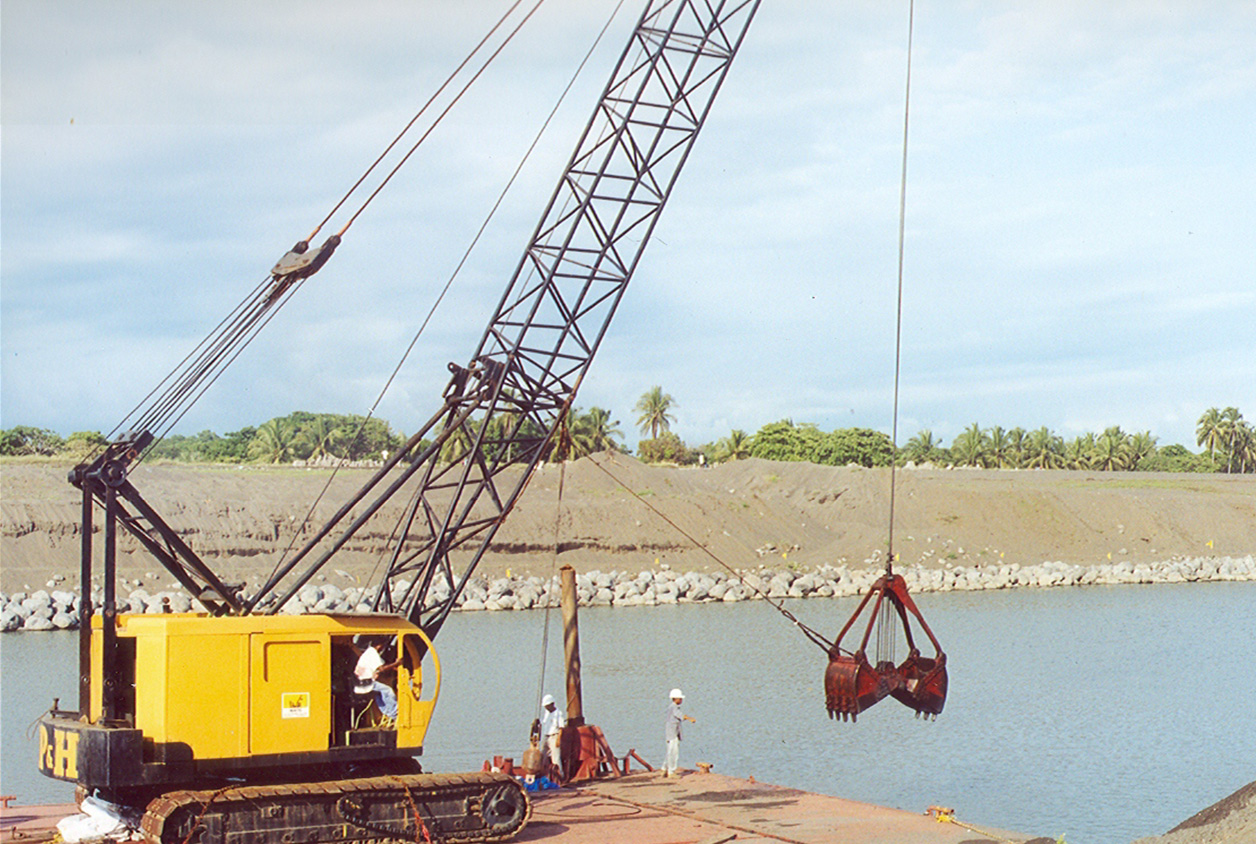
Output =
[{"x1": 3, "y1": 1, "x2": 1254, "y2": 451}]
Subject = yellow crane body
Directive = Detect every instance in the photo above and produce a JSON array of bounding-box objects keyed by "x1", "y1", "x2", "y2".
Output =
[{"x1": 40, "y1": 613, "x2": 440, "y2": 787}]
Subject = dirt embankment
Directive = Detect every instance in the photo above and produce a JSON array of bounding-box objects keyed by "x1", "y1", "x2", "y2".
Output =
[
  {"x1": 1133, "y1": 780, "x2": 1256, "y2": 844},
  {"x1": 2, "y1": 456, "x2": 1254, "y2": 592}
]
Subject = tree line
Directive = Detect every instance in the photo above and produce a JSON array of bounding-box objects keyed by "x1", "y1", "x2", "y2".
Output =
[
  {"x1": 0, "y1": 412, "x2": 403, "y2": 465},
  {"x1": 627, "y1": 391, "x2": 1253, "y2": 474},
  {"x1": 2, "y1": 398, "x2": 1251, "y2": 474}
]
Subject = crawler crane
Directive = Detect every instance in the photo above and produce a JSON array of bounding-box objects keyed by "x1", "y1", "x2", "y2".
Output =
[{"x1": 37, "y1": 3, "x2": 762, "y2": 843}]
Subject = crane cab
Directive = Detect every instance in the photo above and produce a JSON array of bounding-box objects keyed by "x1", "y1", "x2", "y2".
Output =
[{"x1": 38, "y1": 613, "x2": 440, "y2": 791}]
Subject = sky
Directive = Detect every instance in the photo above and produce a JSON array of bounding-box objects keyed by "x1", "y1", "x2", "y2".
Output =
[{"x1": 3, "y1": 0, "x2": 1254, "y2": 452}]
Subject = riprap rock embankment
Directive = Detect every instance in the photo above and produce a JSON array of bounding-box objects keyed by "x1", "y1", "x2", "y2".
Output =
[{"x1": 3, "y1": 555, "x2": 1251, "y2": 632}]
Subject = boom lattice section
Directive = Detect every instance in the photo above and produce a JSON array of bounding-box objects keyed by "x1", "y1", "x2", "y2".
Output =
[{"x1": 249, "y1": 0, "x2": 761, "y2": 642}]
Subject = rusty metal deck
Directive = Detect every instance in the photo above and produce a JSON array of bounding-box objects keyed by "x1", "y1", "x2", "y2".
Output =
[
  {"x1": 1, "y1": 773, "x2": 1042, "y2": 844},
  {"x1": 519, "y1": 771, "x2": 1042, "y2": 844},
  {"x1": 1, "y1": 799, "x2": 73, "y2": 844}
]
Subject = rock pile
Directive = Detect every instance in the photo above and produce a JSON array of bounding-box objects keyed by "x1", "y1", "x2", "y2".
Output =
[
  {"x1": 2, "y1": 555, "x2": 1252, "y2": 632},
  {"x1": 0, "y1": 589, "x2": 81, "y2": 632}
]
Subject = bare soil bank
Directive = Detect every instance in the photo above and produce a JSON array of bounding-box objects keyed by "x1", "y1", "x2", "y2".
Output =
[
  {"x1": 2, "y1": 456, "x2": 1254, "y2": 592},
  {"x1": 1133, "y1": 780, "x2": 1256, "y2": 844}
]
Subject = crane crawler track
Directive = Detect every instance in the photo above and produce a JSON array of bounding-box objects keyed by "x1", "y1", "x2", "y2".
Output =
[{"x1": 141, "y1": 772, "x2": 529, "y2": 844}]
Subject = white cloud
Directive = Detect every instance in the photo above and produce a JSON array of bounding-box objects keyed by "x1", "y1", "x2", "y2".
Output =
[{"x1": 3, "y1": 1, "x2": 1254, "y2": 453}]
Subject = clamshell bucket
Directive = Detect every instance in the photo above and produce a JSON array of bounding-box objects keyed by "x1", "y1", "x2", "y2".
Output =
[{"x1": 825, "y1": 572, "x2": 948, "y2": 721}]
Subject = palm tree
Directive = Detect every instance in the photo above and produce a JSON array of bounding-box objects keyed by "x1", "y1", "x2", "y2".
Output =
[
  {"x1": 1128, "y1": 430, "x2": 1158, "y2": 469},
  {"x1": 988, "y1": 426, "x2": 1014, "y2": 468},
  {"x1": 951, "y1": 423, "x2": 989, "y2": 467},
  {"x1": 581, "y1": 407, "x2": 623, "y2": 453},
  {"x1": 300, "y1": 416, "x2": 343, "y2": 461},
  {"x1": 1229, "y1": 420, "x2": 1256, "y2": 473},
  {"x1": 1220, "y1": 407, "x2": 1243, "y2": 472},
  {"x1": 904, "y1": 429, "x2": 939, "y2": 464},
  {"x1": 547, "y1": 408, "x2": 582, "y2": 462},
  {"x1": 1197, "y1": 407, "x2": 1224, "y2": 466},
  {"x1": 1102, "y1": 425, "x2": 1127, "y2": 443},
  {"x1": 438, "y1": 420, "x2": 473, "y2": 464},
  {"x1": 249, "y1": 419, "x2": 297, "y2": 464},
  {"x1": 480, "y1": 390, "x2": 527, "y2": 462},
  {"x1": 1094, "y1": 427, "x2": 1132, "y2": 471},
  {"x1": 717, "y1": 429, "x2": 753, "y2": 462},
  {"x1": 634, "y1": 386, "x2": 676, "y2": 440},
  {"x1": 1006, "y1": 427, "x2": 1027, "y2": 468},
  {"x1": 1024, "y1": 426, "x2": 1063, "y2": 469},
  {"x1": 1065, "y1": 434, "x2": 1095, "y2": 470}
]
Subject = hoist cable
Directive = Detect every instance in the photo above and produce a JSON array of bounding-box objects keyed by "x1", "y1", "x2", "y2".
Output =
[
  {"x1": 143, "y1": 279, "x2": 310, "y2": 459},
  {"x1": 335, "y1": 0, "x2": 550, "y2": 238},
  {"x1": 132, "y1": 277, "x2": 311, "y2": 465},
  {"x1": 534, "y1": 459, "x2": 566, "y2": 720},
  {"x1": 105, "y1": 274, "x2": 273, "y2": 444},
  {"x1": 98, "y1": 273, "x2": 273, "y2": 465},
  {"x1": 886, "y1": 0, "x2": 915, "y2": 576},
  {"x1": 137, "y1": 285, "x2": 287, "y2": 434},
  {"x1": 100, "y1": 3, "x2": 546, "y2": 465},
  {"x1": 253, "y1": 0, "x2": 626, "y2": 605},
  {"x1": 305, "y1": 0, "x2": 529, "y2": 243},
  {"x1": 586, "y1": 453, "x2": 835, "y2": 655},
  {"x1": 124, "y1": 279, "x2": 303, "y2": 467}
]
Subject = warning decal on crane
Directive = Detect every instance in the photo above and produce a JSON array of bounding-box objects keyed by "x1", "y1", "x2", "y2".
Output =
[{"x1": 281, "y1": 693, "x2": 311, "y2": 719}]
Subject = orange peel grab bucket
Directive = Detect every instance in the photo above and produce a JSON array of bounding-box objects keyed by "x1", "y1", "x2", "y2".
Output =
[{"x1": 825, "y1": 573, "x2": 947, "y2": 721}]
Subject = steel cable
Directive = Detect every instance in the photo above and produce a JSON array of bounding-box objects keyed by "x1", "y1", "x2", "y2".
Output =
[
  {"x1": 586, "y1": 452, "x2": 835, "y2": 655},
  {"x1": 254, "y1": 0, "x2": 628, "y2": 608},
  {"x1": 886, "y1": 0, "x2": 916, "y2": 574},
  {"x1": 305, "y1": 0, "x2": 530, "y2": 243},
  {"x1": 534, "y1": 458, "x2": 566, "y2": 724},
  {"x1": 334, "y1": 0, "x2": 550, "y2": 238},
  {"x1": 106, "y1": 274, "x2": 272, "y2": 443},
  {"x1": 103, "y1": 2, "x2": 547, "y2": 468}
]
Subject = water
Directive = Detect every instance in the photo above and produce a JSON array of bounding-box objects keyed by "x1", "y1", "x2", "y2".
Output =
[{"x1": 3, "y1": 582, "x2": 1253, "y2": 843}]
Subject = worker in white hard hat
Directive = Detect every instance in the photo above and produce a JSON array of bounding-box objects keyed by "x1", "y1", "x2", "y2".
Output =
[
  {"x1": 663, "y1": 687, "x2": 696, "y2": 777},
  {"x1": 540, "y1": 693, "x2": 566, "y2": 777}
]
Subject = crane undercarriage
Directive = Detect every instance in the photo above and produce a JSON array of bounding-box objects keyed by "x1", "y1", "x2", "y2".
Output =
[{"x1": 140, "y1": 770, "x2": 528, "y2": 844}]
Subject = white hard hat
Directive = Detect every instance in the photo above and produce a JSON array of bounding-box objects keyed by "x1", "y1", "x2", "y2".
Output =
[
  {"x1": 542, "y1": 694, "x2": 555, "y2": 707},
  {"x1": 669, "y1": 688, "x2": 684, "y2": 700}
]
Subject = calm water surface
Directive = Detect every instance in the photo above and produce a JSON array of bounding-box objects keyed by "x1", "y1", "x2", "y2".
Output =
[{"x1": 3, "y1": 582, "x2": 1253, "y2": 844}]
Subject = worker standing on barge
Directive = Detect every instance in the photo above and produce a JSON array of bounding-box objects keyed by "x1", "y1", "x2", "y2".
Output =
[{"x1": 664, "y1": 688, "x2": 696, "y2": 777}]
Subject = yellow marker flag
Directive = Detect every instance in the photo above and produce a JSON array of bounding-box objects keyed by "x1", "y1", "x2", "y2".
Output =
[
  {"x1": 1207, "y1": 540, "x2": 1214, "y2": 549},
  {"x1": 1107, "y1": 552, "x2": 1112, "y2": 560}
]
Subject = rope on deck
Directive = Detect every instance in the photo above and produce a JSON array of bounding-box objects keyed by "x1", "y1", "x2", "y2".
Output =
[{"x1": 928, "y1": 805, "x2": 1026, "y2": 844}]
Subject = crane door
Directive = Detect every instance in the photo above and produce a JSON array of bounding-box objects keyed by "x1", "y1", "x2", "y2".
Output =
[{"x1": 249, "y1": 633, "x2": 330, "y2": 756}]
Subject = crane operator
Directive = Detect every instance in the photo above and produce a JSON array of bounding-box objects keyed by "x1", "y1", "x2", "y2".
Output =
[{"x1": 353, "y1": 644, "x2": 401, "y2": 726}]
